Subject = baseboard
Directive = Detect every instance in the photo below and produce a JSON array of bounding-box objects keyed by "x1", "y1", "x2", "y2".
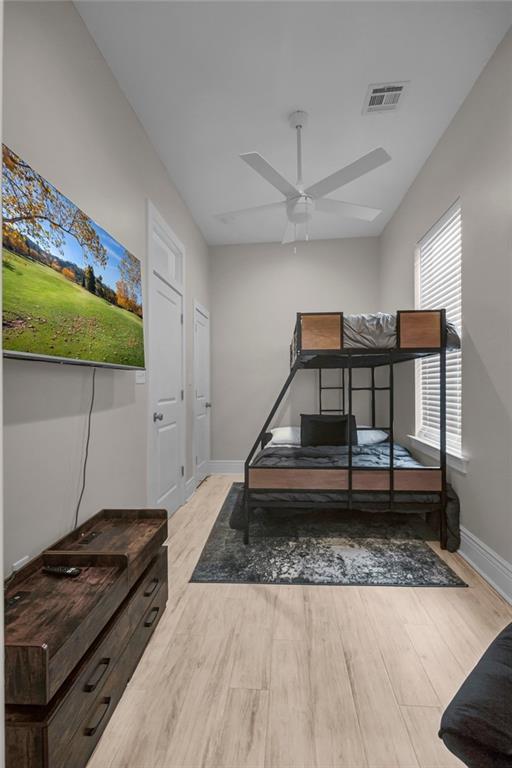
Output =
[
  {"x1": 185, "y1": 475, "x2": 197, "y2": 501},
  {"x1": 459, "y1": 526, "x2": 512, "y2": 605},
  {"x1": 208, "y1": 460, "x2": 244, "y2": 474}
]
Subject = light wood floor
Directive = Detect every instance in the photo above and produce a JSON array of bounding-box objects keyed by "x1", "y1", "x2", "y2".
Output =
[{"x1": 88, "y1": 475, "x2": 512, "y2": 768}]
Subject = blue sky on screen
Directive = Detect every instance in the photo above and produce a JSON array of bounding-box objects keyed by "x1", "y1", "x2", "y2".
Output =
[{"x1": 43, "y1": 220, "x2": 142, "y2": 304}]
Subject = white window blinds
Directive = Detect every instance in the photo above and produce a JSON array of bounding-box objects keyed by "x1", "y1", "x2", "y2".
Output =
[{"x1": 416, "y1": 202, "x2": 462, "y2": 455}]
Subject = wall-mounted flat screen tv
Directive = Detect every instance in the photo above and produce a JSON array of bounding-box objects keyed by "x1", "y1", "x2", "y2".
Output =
[{"x1": 2, "y1": 145, "x2": 144, "y2": 369}]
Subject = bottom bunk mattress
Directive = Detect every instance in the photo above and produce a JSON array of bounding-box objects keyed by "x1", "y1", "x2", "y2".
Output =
[
  {"x1": 231, "y1": 443, "x2": 460, "y2": 551},
  {"x1": 250, "y1": 442, "x2": 425, "y2": 470}
]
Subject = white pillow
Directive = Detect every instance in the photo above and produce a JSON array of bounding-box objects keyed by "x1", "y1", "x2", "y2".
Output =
[
  {"x1": 267, "y1": 426, "x2": 301, "y2": 447},
  {"x1": 357, "y1": 428, "x2": 388, "y2": 446}
]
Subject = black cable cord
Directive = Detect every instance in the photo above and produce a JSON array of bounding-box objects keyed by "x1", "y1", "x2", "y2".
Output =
[{"x1": 73, "y1": 367, "x2": 97, "y2": 530}]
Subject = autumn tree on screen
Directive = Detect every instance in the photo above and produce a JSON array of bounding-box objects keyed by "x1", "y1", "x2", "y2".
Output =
[
  {"x1": 118, "y1": 250, "x2": 142, "y2": 316},
  {"x1": 115, "y1": 280, "x2": 137, "y2": 313},
  {"x1": 62, "y1": 267, "x2": 76, "y2": 282},
  {"x1": 119, "y1": 251, "x2": 141, "y2": 295},
  {"x1": 2, "y1": 145, "x2": 107, "y2": 268}
]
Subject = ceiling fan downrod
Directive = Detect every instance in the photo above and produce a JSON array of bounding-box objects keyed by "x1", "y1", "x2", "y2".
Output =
[{"x1": 289, "y1": 110, "x2": 308, "y2": 190}]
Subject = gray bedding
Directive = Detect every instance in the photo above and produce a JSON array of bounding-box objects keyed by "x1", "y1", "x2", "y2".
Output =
[
  {"x1": 341, "y1": 312, "x2": 460, "y2": 349},
  {"x1": 252, "y1": 442, "x2": 425, "y2": 470}
]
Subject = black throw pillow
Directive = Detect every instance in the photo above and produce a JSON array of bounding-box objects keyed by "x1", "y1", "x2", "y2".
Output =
[{"x1": 300, "y1": 414, "x2": 358, "y2": 447}]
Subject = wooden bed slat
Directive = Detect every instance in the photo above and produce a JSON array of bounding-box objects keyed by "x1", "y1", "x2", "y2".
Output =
[
  {"x1": 352, "y1": 469, "x2": 442, "y2": 491},
  {"x1": 352, "y1": 470, "x2": 390, "y2": 491},
  {"x1": 301, "y1": 313, "x2": 342, "y2": 350},
  {"x1": 394, "y1": 469, "x2": 442, "y2": 491},
  {"x1": 398, "y1": 311, "x2": 441, "y2": 349},
  {"x1": 248, "y1": 468, "x2": 441, "y2": 492},
  {"x1": 248, "y1": 468, "x2": 348, "y2": 490}
]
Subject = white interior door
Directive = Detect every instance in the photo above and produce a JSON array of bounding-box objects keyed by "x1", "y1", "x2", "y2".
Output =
[
  {"x1": 194, "y1": 303, "x2": 210, "y2": 485},
  {"x1": 147, "y1": 202, "x2": 185, "y2": 514}
]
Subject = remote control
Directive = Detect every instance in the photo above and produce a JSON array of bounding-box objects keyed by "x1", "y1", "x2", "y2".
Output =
[
  {"x1": 43, "y1": 565, "x2": 82, "y2": 578},
  {"x1": 5, "y1": 591, "x2": 29, "y2": 609}
]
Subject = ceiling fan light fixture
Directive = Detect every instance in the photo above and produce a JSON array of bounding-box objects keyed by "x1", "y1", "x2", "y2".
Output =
[{"x1": 287, "y1": 195, "x2": 314, "y2": 224}]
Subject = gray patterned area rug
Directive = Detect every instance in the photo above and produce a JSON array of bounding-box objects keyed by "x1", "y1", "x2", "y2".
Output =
[{"x1": 191, "y1": 483, "x2": 466, "y2": 587}]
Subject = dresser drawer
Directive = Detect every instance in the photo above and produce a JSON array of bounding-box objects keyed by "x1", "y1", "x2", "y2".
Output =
[
  {"x1": 46, "y1": 548, "x2": 167, "y2": 767},
  {"x1": 57, "y1": 647, "x2": 132, "y2": 768},
  {"x1": 59, "y1": 577, "x2": 167, "y2": 768},
  {"x1": 125, "y1": 569, "x2": 168, "y2": 676}
]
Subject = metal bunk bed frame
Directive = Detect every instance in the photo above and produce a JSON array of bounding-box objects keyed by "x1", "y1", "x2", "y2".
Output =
[{"x1": 243, "y1": 309, "x2": 448, "y2": 548}]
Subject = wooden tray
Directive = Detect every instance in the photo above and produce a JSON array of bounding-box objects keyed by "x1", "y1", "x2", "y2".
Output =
[{"x1": 48, "y1": 509, "x2": 167, "y2": 585}]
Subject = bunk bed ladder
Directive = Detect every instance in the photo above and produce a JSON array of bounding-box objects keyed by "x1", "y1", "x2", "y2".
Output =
[
  {"x1": 319, "y1": 366, "x2": 390, "y2": 426},
  {"x1": 347, "y1": 355, "x2": 353, "y2": 510},
  {"x1": 318, "y1": 369, "x2": 346, "y2": 414}
]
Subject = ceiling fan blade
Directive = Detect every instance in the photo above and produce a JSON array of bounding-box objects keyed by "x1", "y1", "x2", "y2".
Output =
[
  {"x1": 305, "y1": 148, "x2": 391, "y2": 200},
  {"x1": 315, "y1": 198, "x2": 382, "y2": 222},
  {"x1": 241, "y1": 153, "x2": 299, "y2": 200},
  {"x1": 281, "y1": 221, "x2": 296, "y2": 244},
  {"x1": 215, "y1": 200, "x2": 286, "y2": 224}
]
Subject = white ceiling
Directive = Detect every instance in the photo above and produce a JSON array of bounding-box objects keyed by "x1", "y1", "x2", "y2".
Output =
[{"x1": 77, "y1": 1, "x2": 512, "y2": 246}]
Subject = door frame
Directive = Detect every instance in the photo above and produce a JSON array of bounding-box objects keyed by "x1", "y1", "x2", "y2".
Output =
[
  {"x1": 193, "y1": 300, "x2": 211, "y2": 489},
  {"x1": 146, "y1": 199, "x2": 186, "y2": 511}
]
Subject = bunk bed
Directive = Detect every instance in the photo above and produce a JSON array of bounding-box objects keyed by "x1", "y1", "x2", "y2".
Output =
[{"x1": 236, "y1": 310, "x2": 461, "y2": 550}]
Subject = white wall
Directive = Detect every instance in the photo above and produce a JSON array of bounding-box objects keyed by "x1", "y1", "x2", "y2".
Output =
[
  {"x1": 379, "y1": 29, "x2": 512, "y2": 564},
  {"x1": 2, "y1": 2, "x2": 209, "y2": 574},
  {"x1": 210, "y1": 238, "x2": 380, "y2": 460}
]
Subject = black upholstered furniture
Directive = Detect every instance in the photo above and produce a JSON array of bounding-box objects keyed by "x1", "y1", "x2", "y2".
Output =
[{"x1": 439, "y1": 622, "x2": 512, "y2": 767}]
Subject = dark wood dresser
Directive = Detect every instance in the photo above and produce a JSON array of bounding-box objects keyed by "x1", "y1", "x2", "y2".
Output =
[{"x1": 5, "y1": 509, "x2": 168, "y2": 768}]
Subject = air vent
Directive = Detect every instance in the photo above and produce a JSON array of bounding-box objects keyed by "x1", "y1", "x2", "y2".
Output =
[{"x1": 363, "y1": 82, "x2": 408, "y2": 113}]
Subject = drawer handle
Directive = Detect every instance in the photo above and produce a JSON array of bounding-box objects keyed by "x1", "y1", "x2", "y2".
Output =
[
  {"x1": 84, "y1": 696, "x2": 112, "y2": 737},
  {"x1": 84, "y1": 658, "x2": 111, "y2": 692},
  {"x1": 144, "y1": 606, "x2": 160, "y2": 628},
  {"x1": 144, "y1": 577, "x2": 159, "y2": 597}
]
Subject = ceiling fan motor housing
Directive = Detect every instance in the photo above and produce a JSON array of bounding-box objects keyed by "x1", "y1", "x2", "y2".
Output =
[
  {"x1": 289, "y1": 110, "x2": 309, "y2": 130},
  {"x1": 287, "y1": 195, "x2": 314, "y2": 223}
]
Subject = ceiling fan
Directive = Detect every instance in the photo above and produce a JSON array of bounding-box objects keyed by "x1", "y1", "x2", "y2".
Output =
[{"x1": 216, "y1": 111, "x2": 391, "y2": 244}]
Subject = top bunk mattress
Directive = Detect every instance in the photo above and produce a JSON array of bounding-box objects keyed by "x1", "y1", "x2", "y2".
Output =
[{"x1": 342, "y1": 312, "x2": 460, "y2": 349}]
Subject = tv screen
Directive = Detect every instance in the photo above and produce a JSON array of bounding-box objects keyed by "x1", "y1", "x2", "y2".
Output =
[{"x1": 2, "y1": 145, "x2": 145, "y2": 369}]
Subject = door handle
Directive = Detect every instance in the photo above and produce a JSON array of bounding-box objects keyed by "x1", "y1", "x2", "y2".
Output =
[
  {"x1": 153, "y1": 412, "x2": 164, "y2": 422},
  {"x1": 205, "y1": 402, "x2": 212, "y2": 408}
]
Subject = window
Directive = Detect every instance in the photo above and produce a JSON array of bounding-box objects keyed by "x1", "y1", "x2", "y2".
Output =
[{"x1": 415, "y1": 202, "x2": 462, "y2": 456}]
